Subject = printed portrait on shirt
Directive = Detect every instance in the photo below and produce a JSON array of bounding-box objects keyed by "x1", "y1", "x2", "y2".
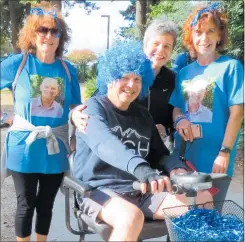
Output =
[
  {"x1": 30, "y1": 75, "x2": 64, "y2": 118},
  {"x1": 182, "y1": 77, "x2": 215, "y2": 123}
]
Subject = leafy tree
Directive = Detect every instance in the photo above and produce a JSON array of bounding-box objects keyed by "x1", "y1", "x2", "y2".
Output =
[
  {"x1": 0, "y1": 36, "x2": 13, "y2": 55},
  {"x1": 120, "y1": 0, "x2": 136, "y2": 22},
  {"x1": 116, "y1": 0, "x2": 136, "y2": 38},
  {"x1": 223, "y1": 0, "x2": 244, "y2": 64},
  {"x1": 117, "y1": 0, "x2": 160, "y2": 39},
  {"x1": 66, "y1": 49, "x2": 97, "y2": 83},
  {"x1": 0, "y1": 0, "x2": 31, "y2": 53}
]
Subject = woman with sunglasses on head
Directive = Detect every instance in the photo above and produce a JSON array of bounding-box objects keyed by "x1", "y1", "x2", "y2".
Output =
[
  {"x1": 0, "y1": 1, "x2": 86, "y2": 241},
  {"x1": 170, "y1": 3, "x2": 244, "y2": 202}
]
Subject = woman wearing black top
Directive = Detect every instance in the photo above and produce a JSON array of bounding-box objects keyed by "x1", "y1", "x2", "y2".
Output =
[
  {"x1": 139, "y1": 19, "x2": 178, "y2": 150},
  {"x1": 72, "y1": 19, "x2": 178, "y2": 153}
]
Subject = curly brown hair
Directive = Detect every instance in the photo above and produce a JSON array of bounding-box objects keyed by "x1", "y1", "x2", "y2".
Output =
[
  {"x1": 183, "y1": 5, "x2": 228, "y2": 53},
  {"x1": 17, "y1": 1, "x2": 71, "y2": 57}
]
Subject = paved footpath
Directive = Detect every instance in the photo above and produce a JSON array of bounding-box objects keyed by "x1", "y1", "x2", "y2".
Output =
[{"x1": 1, "y1": 125, "x2": 244, "y2": 241}]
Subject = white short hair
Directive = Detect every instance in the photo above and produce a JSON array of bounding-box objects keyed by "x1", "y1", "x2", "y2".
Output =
[{"x1": 143, "y1": 18, "x2": 178, "y2": 48}]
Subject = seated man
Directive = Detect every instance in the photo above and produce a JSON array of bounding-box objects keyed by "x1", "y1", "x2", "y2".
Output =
[{"x1": 73, "y1": 40, "x2": 212, "y2": 242}]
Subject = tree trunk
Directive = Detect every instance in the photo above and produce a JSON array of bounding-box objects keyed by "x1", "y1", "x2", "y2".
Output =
[
  {"x1": 136, "y1": 0, "x2": 147, "y2": 39},
  {"x1": 50, "y1": 0, "x2": 62, "y2": 11},
  {"x1": 8, "y1": 0, "x2": 20, "y2": 53}
]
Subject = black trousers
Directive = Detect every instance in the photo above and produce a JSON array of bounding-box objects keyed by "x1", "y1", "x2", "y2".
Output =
[{"x1": 11, "y1": 170, "x2": 64, "y2": 238}]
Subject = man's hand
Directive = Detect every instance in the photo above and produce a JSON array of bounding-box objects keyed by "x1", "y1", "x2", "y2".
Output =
[
  {"x1": 134, "y1": 164, "x2": 171, "y2": 194},
  {"x1": 212, "y1": 153, "x2": 230, "y2": 173},
  {"x1": 71, "y1": 104, "x2": 88, "y2": 133},
  {"x1": 176, "y1": 119, "x2": 194, "y2": 142},
  {"x1": 140, "y1": 176, "x2": 171, "y2": 194}
]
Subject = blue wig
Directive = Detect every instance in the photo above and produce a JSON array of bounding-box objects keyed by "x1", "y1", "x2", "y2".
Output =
[{"x1": 97, "y1": 40, "x2": 154, "y2": 99}]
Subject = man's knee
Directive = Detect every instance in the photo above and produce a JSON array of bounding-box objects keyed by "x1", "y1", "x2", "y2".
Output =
[
  {"x1": 116, "y1": 207, "x2": 144, "y2": 230},
  {"x1": 99, "y1": 197, "x2": 145, "y2": 231}
]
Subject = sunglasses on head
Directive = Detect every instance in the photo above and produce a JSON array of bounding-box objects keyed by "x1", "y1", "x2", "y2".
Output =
[{"x1": 36, "y1": 26, "x2": 59, "y2": 38}]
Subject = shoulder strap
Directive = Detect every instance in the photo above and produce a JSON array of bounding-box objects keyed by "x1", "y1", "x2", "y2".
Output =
[
  {"x1": 60, "y1": 59, "x2": 71, "y2": 82},
  {"x1": 12, "y1": 53, "x2": 28, "y2": 91},
  {"x1": 186, "y1": 52, "x2": 192, "y2": 65}
]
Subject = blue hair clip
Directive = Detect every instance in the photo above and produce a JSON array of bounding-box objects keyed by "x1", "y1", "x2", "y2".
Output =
[
  {"x1": 30, "y1": 7, "x2": 61, "y2": 38},
  {"x1": 191, "y1": 2, "x2": 221, "y2": 28}
]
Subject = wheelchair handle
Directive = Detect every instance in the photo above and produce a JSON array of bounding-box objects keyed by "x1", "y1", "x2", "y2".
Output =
[
  {"x1": 132, "y1": 180, "x2": 208, "y2": 195},
  {"x1": 133, "y1": 172, "x2": 228, "y2": 195}
]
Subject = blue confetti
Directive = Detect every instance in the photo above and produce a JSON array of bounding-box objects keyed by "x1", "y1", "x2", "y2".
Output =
[{"x1": 171, "y1": 209, "x2": 244, "y2": 241}]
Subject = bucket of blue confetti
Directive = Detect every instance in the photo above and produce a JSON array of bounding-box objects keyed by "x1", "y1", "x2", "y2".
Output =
[{"x1": 163, "y1": 200, "x2": 244, "y2": 242}]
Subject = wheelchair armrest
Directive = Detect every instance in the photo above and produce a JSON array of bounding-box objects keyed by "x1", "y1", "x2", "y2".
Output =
[{"x1": 63, "y1": 176, "x2": 92, "y2": 197}]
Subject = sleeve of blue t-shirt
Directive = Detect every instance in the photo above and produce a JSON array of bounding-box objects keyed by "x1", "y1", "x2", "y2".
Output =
[
  {"x1": 169, "y1": 72, "x2": 182, "y2": 108},
  {"x1": 0, "y1": 53, "x2": 24, "y2": 90},
  {"x1": 76, "y1": 97, "x2": 148, "y2": 175},
  {"x1": 225, "y1": 60, "x2": 244, "y2": 106},
  {"x1": 66, "y1": 61, "x2": 82, "y2": 105},
  {"x1": 171, "y1": 52, "x2": 187, "y2": 73}
]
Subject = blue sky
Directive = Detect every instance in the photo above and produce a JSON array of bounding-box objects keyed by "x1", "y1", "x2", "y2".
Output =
[{"x1": 64, "y1": 1, "x2": 130, "y2": 55}]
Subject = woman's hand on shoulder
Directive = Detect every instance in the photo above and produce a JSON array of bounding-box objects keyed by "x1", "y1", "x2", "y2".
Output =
[
  {"x1": 156, "y1": 124, "x2": 167, "y2": 137},
  {"x1": 71, "y1": 104, "x2": 89, "y2": 133}
]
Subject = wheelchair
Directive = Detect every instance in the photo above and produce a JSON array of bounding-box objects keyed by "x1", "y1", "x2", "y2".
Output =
[
  {"x1": 61, "y1": 149, "x2": 233, "y2": 241},
  {"x1": 62, "y1": 152, "x2": 170, "y2": 241}
]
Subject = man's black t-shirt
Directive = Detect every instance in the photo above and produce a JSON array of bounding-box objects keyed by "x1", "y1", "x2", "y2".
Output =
[{"x1": 73, "y1": 96, "x2": 188, "y2": 193}]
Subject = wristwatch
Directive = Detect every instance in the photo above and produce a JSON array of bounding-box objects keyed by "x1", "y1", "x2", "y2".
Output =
[{"x1": 220, "y1": 146, "x2": 231, "y2": 154}]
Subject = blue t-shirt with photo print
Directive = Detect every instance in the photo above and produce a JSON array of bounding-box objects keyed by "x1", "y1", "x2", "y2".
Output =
[
  {"x1": 1, "y1": 53, "x2": 81, "y2": 174},
  {"x1": 170, "y1": 55, "x2": 244, "y2": 177}
]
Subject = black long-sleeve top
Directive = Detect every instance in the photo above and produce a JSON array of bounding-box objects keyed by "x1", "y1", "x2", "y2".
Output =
[{"x1": 139, "y1": 66, "x2": 176, "y2": 134}]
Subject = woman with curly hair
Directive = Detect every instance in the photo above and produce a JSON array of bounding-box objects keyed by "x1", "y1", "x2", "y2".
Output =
[
  {"x1": 0, "y1": 1, "x2": 83, "y2": 241},
  {"x1": 73, "y1": 40, "x2": 212, "y2": 241},
  {"x1": 170, "y1": 3, "x2": 244, "y2": 202}
]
